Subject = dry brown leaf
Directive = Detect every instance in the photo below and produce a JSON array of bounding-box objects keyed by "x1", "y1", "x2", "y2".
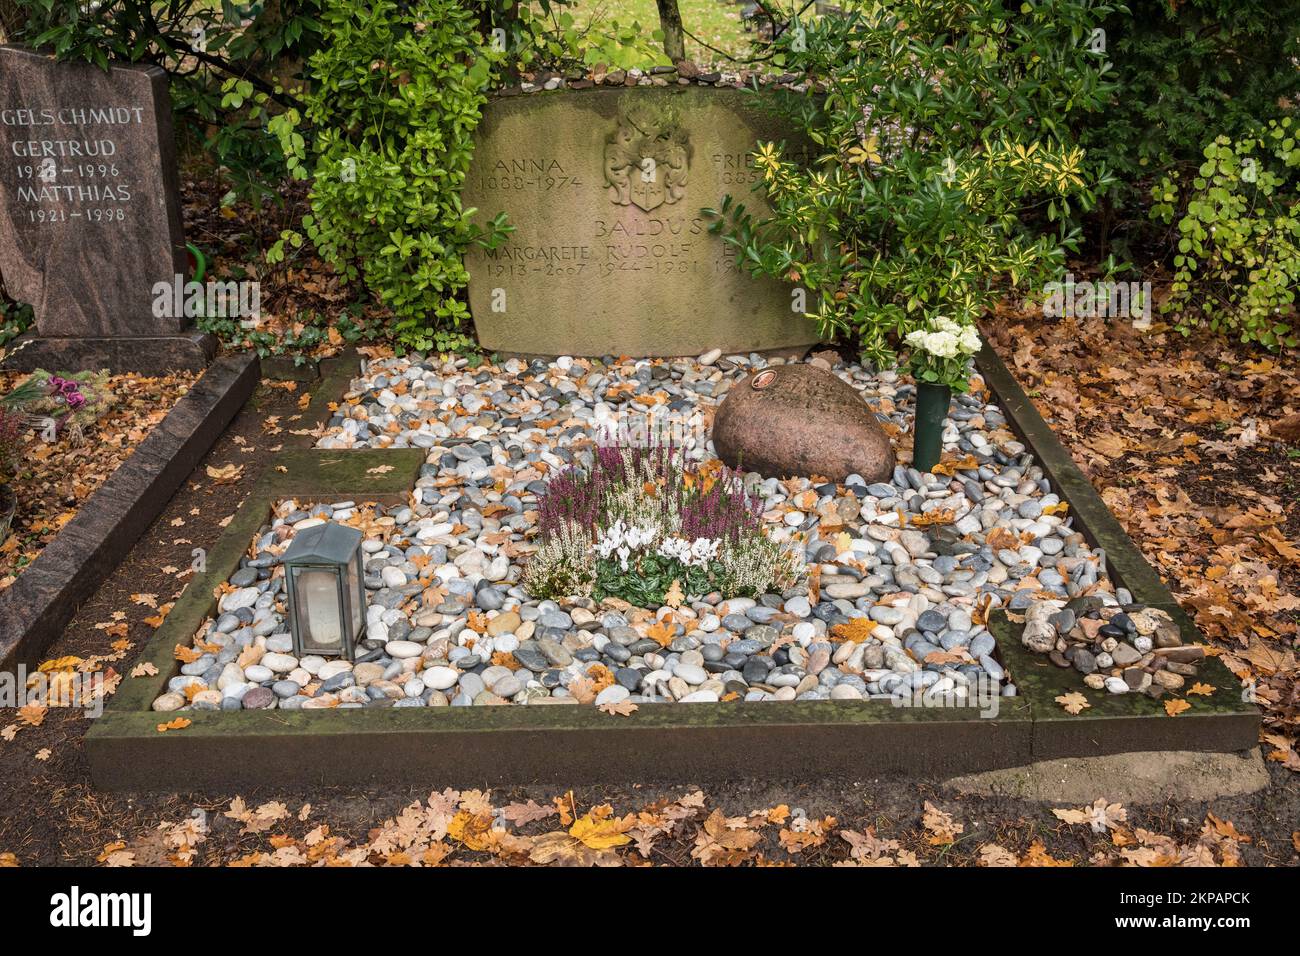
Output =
[
  {"x1": 205, "y1": 463, "x2": 244, "y2": 484},
  {"x1": 978, "y1": 843, "x2": 1019, "y2": 867},
  {"x1": 1055, "y1": 691, "x2": 1091, "y2": 715},
  {"x1": 598, "y1": 700, "x2": 639, "y2": 717},
  {"x1": 922, "y1": 801, "x2": 963, "y2": 845}
]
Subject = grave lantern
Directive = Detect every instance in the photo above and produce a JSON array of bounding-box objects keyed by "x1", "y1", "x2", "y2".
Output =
[{"x1": 283, "y1": 522, "x2": 366, "y2": 660}]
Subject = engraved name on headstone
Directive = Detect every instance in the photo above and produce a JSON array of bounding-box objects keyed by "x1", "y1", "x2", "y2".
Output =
[
  {"x1": 0, "y1": 45, "x2": 209, "y2": 369},
  {"x1": 462, "y1": 87, "x2": 821, "y2": 357}
]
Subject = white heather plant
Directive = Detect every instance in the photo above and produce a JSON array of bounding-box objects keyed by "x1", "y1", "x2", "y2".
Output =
[
  {"x1": 523, "y1": 522, "x2": 596, "y2": 600},
  {"x1": 528, "y1": 444, "x2": 803, "y2": 607}
]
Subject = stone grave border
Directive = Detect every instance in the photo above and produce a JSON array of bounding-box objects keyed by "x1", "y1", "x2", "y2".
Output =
[
  {"x1": 83, "y1": 349, "x2": 1258, "y2": 791},
  {"x1": 0, "y1": 353, "x2": 260, "y2": 671}
]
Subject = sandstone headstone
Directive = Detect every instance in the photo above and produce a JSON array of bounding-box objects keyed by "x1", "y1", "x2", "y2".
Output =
[
  {"x1": 461, "y1": 87, "x2": 821, "y2": 357},
  {"x1": 0, "y1": 45, "x2": 213, "y2": 371},
  {"x1": 712, "y1": 363, "x2": 894, "y2": 482}
]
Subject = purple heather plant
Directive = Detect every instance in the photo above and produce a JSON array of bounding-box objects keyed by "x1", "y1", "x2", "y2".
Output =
[{"x1": 538, "y1": 443, "x2": 761, "y2": 542}]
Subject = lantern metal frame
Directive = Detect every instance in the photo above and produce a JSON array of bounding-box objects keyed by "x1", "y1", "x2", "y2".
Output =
[{"x1": 282, "y1": 521, "x2": 366, "y2": 661}]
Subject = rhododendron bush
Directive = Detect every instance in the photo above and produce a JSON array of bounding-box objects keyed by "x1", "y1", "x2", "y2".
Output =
[{"x1": 525, "y1": 445, "x2": 802, "y2": 607}]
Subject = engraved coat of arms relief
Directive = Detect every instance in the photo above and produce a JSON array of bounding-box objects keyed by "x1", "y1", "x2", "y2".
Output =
[{"x1": 603, "y1": 103, "x2": 692, "y2": 212}]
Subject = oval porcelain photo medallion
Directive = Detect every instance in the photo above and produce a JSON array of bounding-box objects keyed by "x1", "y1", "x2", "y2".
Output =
[{"x1": 750, "y1": 369, "x2": 777, "y2": 390}]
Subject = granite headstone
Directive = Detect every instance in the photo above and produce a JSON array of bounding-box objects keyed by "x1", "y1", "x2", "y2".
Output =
[{"x1": 0, "y1": 45, "x2": 214, "y2": 371}]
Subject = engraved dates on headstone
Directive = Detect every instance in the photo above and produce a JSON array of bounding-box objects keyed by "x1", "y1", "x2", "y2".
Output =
[
  {"x1": 0, "y1": 45, "x2": 188, "y2": 338},
  {"x1": 462, "y1": 87, "x2": 821, "y2": 357}
]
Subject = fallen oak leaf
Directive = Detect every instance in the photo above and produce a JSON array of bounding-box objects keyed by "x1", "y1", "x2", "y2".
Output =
[
  {"x1": 645, "y1": 619, "x2": 676, "y2": 648},
  {"x1": 978, "y1": 843, "x2": 1019, "y2": 867},
  {"x1": 501, "y1": 800, "x2": 556, "y2": 826},
  {"x1": 156, "y1": 717, "x2": 192, "y2": 733},
  {"x1": 143, "y1": 602, "x2": 174, "y2": 629},
  {"x1": 598, "y1": 700, "x2": 639, "y2": 717},
  {"x1": 1021, "y1": 838, "x2": 1074, "y2": 867},
  {"x1": 1053, "y1": 799, "x2": 1128, "y2": 834},
  {"x1": 1164, "y1": 698, "x2": 1192, "y2": 716},
  {"x1": 922, "y1": 801, "x2": 964, "y2": 845}
]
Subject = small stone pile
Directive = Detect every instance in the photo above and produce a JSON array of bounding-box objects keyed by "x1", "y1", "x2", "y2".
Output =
[{"x1": 1021, "y1": 598, "x2": 1206, "y2": 697}]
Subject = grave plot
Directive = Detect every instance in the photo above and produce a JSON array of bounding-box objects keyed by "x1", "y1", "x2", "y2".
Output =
[
  {"x1": 0, "y1": 46, "x2": 257, "y2": 670},
  {"x1": 0, "y1": 369, "x2": 197, "y2": 590},
  {"x1": 160, "y1": 352, "x2": 1046, "y2": 713},
  {"x1": 87, "y1": 350, "x2": 1257, "y2": 791}
]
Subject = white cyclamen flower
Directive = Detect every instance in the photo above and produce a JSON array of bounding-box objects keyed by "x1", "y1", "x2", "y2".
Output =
[{"x1": 596, "y1": 520, "x2": 659, "y2": 571}]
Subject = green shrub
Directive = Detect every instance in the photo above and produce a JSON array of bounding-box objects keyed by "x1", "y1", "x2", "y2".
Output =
[
  {"x1": 708, "y1": 0, "x2": 1116, "y2": 367},
  {"x1": 264, "y1": 0, "x2": 510, "y2": 352},
  {"x1": 1151, "y1": 120, "x2": 1300, "y2": 349},
  {"x1": 1088, "y1": 0, "x2": 1300, "y2": 227}
]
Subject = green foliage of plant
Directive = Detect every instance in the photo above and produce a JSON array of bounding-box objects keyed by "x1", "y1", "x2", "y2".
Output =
[
  {"x1": 1151, "y1": 120, "x2": 1300, "y2": 350},
  {"x1": 707, "y1": 0, "x2": 1116, "y2": 368},
  {"x1": 262, "y1": 0, "x2": 510, "y2": 353},
  {"x1": 15, "y1": 0, "x2": 322, "y2": 203},
  {"x1": 593, "y1": 551, "x2": 712, "y2": 608},
  {"x1": 513, "y1": 0, "x2": 669, "y2": 72},
  {"x1": 0, "y1": 298, "x2": 33, "y2": 351},
  {"x1": 197, "y1": 304, "x2": 386, "y2": 363},
  {"x1": 1086, "y1": 0, "x2": 1300, "y2": 219}
]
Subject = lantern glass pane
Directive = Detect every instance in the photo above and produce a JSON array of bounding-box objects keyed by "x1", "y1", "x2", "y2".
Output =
[
  {"x1": 293, "y1": 567, "x2": 344, "y2": 654},
  {"x1": 347, "y1": 549, "x2": 363, "y2": 637}
]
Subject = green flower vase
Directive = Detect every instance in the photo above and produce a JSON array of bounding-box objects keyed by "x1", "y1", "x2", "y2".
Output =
[{"x1": 913, "y1": 382, "x2": 951, "y2": 473}]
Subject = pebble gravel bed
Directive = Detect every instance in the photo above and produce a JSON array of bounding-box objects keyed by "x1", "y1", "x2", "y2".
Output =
[{"x1": 153, "y1": 352, "x2": 1145, "y2": 714}]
